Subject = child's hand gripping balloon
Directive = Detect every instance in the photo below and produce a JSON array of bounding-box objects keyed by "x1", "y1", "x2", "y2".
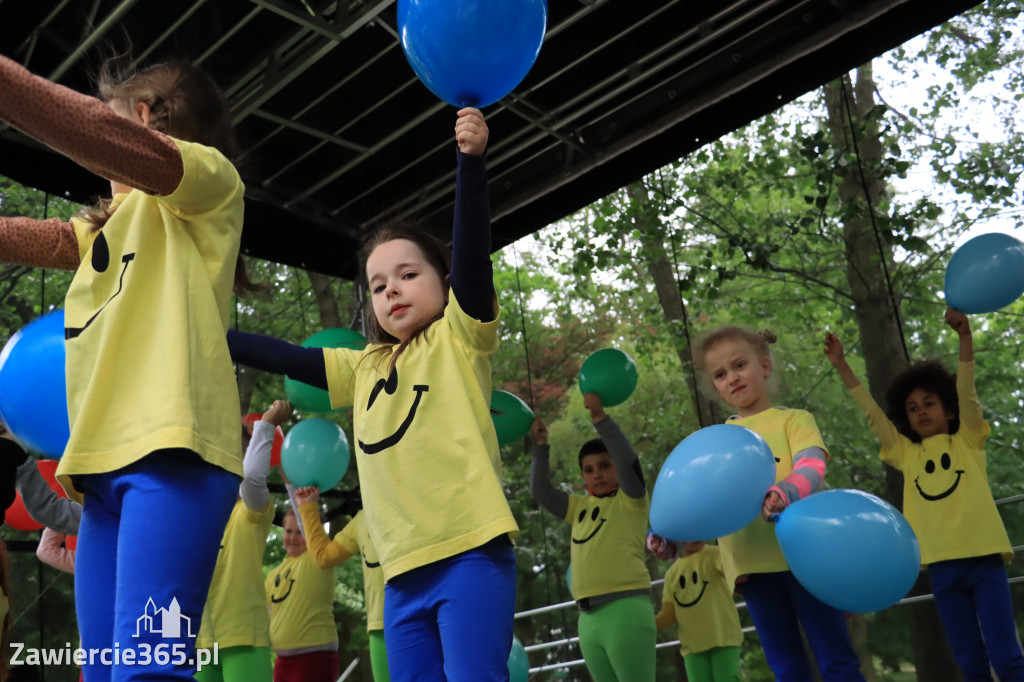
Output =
[{"x1": 294, "y1": 486, "x2": 321, "y2": 507}]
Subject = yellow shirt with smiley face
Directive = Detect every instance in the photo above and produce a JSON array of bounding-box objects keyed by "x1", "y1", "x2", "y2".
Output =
[
  {"x1": 264, "y1": 551, "x2": 337, "y2": 652},
  {"x1": 565, "y1": 490, "x2": 650, "y2": 601},
  {"x1": 332, "y1": 510, "x2": 385, "y2": 632},
  {"x1": 659, "y1": 545, "x2": 743, "y2": 656},
  {"x1": 56, "y1": 138, "x2": 244, "y2": 500},
  {"x1": 322, "y1": 294, "x2": 519, "y2": 581},
  {"x1": 849, "y1": 361, "x2": 1011, "y2": 565}
]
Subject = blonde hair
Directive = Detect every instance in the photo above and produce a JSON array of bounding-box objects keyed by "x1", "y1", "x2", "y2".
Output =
[{"x1": 693, "y1": 325, "x2": 778, "y2": 396}]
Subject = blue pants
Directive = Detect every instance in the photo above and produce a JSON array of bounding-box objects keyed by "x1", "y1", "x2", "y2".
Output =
[
  {"x1": 383, "y1": 537, "x2": 516, "y2": 682},
  {"x1": 741, "y1": 571, "x2": 864, "y2": 682},
  {"x1": 75, "y1": 450, "x2": 238, "y2": 682},
  {"x1": 930, "y1": 555, "x2": 1024, "y2": 682}
]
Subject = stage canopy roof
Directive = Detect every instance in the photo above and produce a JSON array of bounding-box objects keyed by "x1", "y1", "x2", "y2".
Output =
[{"x1": 0, "y1": 0, "x2": 977, "y2": 278}]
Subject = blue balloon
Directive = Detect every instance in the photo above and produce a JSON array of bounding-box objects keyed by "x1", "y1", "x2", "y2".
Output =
[
  {"x1": 397, "y1": 0, "x2": 548, "y2": 108},
  {"x1": 281, "y1": 418, "x2": 351, "y2": 490},
  {"x1": 944, "y1": 233, "x2": 1024, "y2": 313},
  {"x1": 776, "y1": 489, "x2": 920, "y2": 613},
  {"x1": 650, "y1": 424, "x2": 776, "y2": 542},
  {"x1": 507, "y1": 636, "x2": 529, "y2": 682},
  {"x1": 0, "y1": 311, "x2": 69, "y2": 458}
]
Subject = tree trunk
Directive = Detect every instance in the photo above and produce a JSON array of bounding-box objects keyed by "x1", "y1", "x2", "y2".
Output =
[
  {"x1": 629, "y1": 183, "x2": 724, "y2": 428},
  {"x1": 825, "y1": 65, "x2": 959, "y2": 682},
  {"x1": 308, "y1": 271, "x2": 343, "y2": 329}
]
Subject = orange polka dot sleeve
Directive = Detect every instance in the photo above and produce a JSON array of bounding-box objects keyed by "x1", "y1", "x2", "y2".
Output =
[
  {"x1": 0, "y1": 53, "x2": 183, "y2": 196},
  {"x1": 0, "y1": 216, "x2": 79, "y2": 270}
]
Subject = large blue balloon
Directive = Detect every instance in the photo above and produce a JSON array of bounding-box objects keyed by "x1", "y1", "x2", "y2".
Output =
[
  {"x1": 397, "y1": 0, "x2": 548, "y2": 108},
  {"x1": 0, "y1": 311, "x2": 69, "y2": 458},
  {"x1": 281, "y1": 418, "x2": 351, "y2": 490},
  {"x1": 944, "y1": 233, "x2": 1024, "y2": 313},
  {"x1": 650, "y1": 424, "x2": 775, "y2": 542},
  {"x1": 776, "y1": 489, "x2": 920, "y2": 613},
  {"x1": 507, "y1": 636, "x2": 529, "y2": 682}
]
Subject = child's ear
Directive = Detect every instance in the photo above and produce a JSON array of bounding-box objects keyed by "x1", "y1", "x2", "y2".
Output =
[{"x1": 761, "y1": 356, "x2": 772, "y2": 377}]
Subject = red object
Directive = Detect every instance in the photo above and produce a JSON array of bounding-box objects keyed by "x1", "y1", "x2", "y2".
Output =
[
  {"x1": 66, "y1": 534, "x2": 77, "y2": 551},
  {"x1": 5, "y1": 459, "x2": 67, "y2": 531},
  {"x1": 242, "y1": 413, "x2": 284, "y2": 466}
]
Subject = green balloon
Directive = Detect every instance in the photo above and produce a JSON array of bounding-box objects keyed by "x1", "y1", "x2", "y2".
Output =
[
  {"x1": 490, "y1": 390, "x2": 533, "y2": 446},
  {"x1": 285, "y1": 328, "x2": 367, "y2": 413},
  {"x1": 507, "y1": 636, "x2": 529, "y2": 682},
  {"x1": 578, "y1": 348, "x2": 638, "y2": 407}
]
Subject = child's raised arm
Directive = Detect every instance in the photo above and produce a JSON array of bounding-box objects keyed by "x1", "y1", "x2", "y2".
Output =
[
  {"x1": 823, "y1": 333, "x2": 861, "y2": 390},
  {"x1": 946, "y1": 308, "x2": 985, "y2": 433},
  {"x1": 823, "y1": 332, "x2": 902, "y2": 452},
  {"x1": 0, "y1": 217, "x2": 79, "y2": 270},
  {"x1": 448, "y1": 107, "x2": 494, "y2": 322},
  {"x1": 295, "y1": 487, "x2": 354, "y2": 569},
  {"x1": 227, "y1": 330, "x2": 328, "y2": 389},
  {"x1": 585, "y1": 393, "x2": 646, "y2": 499},
  {"x1": 0, "y1": 54, "x2": 183, "y2": 196},
  {"x1": 529, "y1": 417, "x2": 570, "y2": 519},
  {"x1": 240, "y1": 400, "x2": 292, "y2": 511}
]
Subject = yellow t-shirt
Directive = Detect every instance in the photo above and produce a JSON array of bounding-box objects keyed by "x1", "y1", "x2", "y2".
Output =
[
  {"x1": 333, "y1": 510, "x2": 385, "y2": 632},
  {"x1": 323, "y1": 294, "x2": 519, "y2": 581},
  {"x1": 659, "y1": 546, "x2": 743, "y2": 656},
  {"x1": 197, "y1": 498, "x2": 275, "y2": 650},
  {"x1": 718, "y1": 408, "x2": 828, "y2": 586},
  {"x1": 849, "y1": 362, "x2": 1011, "y2": 565},
  {"x1": 566, "y1": 491, "x2": 650, "y2": 601},
  {"x1": 57, "y1": 138, "x2": 244, "y2": 500},
  {"x1": 265, "y1": 551, "x2": 338, "y2": 652}
]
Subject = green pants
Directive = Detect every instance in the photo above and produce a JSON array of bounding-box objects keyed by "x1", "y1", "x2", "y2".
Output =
[
  {"x1": 369, "y1": 629, "x2": 391, "y2": 682},
  {"x1": 194, "y1": 645, "x2": 272, "y2": 682},
  {"x1": 577, "y1": 595, "x2": 656, "y2": 682},
  {"x1": 683, "y1": 646, "x2": 740, "y2": 682}
]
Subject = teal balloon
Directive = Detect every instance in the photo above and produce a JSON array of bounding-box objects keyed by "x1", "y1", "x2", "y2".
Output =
[
  {"x1": 776, "y1": 489, "x2": 920, "y2": 613},
  {"x1": 566, "y1": 565, "x2": 572, "y2": 596},
  {"x1": 285, "y1": 328, "x2": 367, "y2": 413},
  {"x1": 944, "y1": 233, "x2": 1024, "y2": 313},
  {"x1": 650, "y1": 424, "x2": 776, "y2": 542},
  {"x1": 507, "y1": 636, "x2": 529, "y2": 682},
  {"x1": 578, "y1": 348, "x2": 638, "y2": 407},
  {"x1": 491, "y1": 390, "x2": 533, "y2": 445},
  {"x1": 281, "y1": 418, "x2": 351, "y2": 490}
]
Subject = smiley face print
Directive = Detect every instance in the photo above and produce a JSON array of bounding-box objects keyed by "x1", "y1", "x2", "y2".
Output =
[
  {"x1": 65, "y1": 231, "x2": 136, "y2": 340},
  {"x1": 914, "y1": 452, "x2": 964, "y2": 501},
  {"x1": 357, "y1": 367, "x2": 429, "y2": 455},
  {"x1": 673, "y1": 569, "x2": 709, "y2": 608},
  {"x1": 572, "y1": 505, "x2": 606, "y2": 545},
  {"x1": 269, "y1": 567, "x2": 295, "y2": 604}
]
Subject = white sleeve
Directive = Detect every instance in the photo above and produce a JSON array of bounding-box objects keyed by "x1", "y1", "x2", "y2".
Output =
[{"x1": 239, "y1": 420, "x2": 274, "y2": 511}]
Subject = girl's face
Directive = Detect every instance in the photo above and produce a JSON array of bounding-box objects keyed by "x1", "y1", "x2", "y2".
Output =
[
  {"x1": 905, "y1": 388, "x2": 953, "y2": 439},
  {"x1": 704, "y1": 337, "x2": 772, "y2": 417},
  {"x1": 282, "y1": 514, "x2": 307, "y2": 557},
  {"x1": 366, "y1": 239, "x2": 447, "y2": 343},
  {"x1": 580, "y1": 452, "x2": 619, "y2": 496}
]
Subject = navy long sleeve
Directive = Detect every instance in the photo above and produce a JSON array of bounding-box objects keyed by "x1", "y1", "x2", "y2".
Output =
[
  {"x1": 227, "y1": 329, "x2": 329, "y2": 389},
  {"x1": 449, "y1": 150, "x2": 495, "y2": 322}
]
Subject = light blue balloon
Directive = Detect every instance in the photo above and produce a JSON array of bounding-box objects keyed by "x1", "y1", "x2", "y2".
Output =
[
  {"x1": 507, "y1": 636, "x2": 529, "y2": 682},
  {"x1": 650, "y1": 424, "x2": 775, "y2": 542},
  {"x1": 776, "y1": 489, "x2": 920, "y2": 613},
  {"x1": 0, "y1": 311, "x2": 69, "y2": 459},
  {"x1": 944, "y1": 233, "x2": 1024, "y2": 313},
  {"x1": 281, "y1": 418, "x2": 351, "y2": 490},
  {"x1": 397, "y1": 0, "x2": 548, "y2": 108}
]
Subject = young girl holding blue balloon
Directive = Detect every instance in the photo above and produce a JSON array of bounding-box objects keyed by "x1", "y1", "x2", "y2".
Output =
[
  {"x1": 229, "y1": 107, "x2": 519, "y2": 682},
  {"x1": 0, "y1": 54, "x2": 247, "y2": 681},
  {"x1": 825, "y1": 310, "x2": 1024, "y2": 682},
  {"x1": 529, "y1": 393, "x2": 655, "y2": 682},
  {"x1": 690, "y1": 326, "x2": 865, "y2": 682}
]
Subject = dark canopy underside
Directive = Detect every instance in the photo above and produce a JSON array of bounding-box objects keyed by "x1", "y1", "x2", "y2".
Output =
[{"x1": 0, "y1": 0, "x2": 977, "y2": 279}]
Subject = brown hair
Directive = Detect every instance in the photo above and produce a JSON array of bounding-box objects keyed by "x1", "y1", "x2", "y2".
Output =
[
  {"x1": 360, "y1": 226, "x2": 451, "y2": 371},
  {"x1": 81, "y1": 58, "x2": 263, "y2": 297},
  {"x1": 693, "y1": 326, "x2": 777, "y2": 395},
  {"x1": 283, "y1": 507, "x2": 327, "y2": 525}
]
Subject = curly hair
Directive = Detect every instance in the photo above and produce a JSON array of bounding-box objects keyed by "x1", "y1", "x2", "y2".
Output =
[{"x1": 885, "y1": 360, "x2": 959, "y2": 442}]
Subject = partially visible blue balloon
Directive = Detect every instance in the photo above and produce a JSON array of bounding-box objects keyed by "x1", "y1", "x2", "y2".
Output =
[
  {"x1": 944, "y1": 233, "x2": 1024, "y2": 313},
  {"x1": 281, "y1": 418, "x2": 351, "y2": 490},
  {"x1": 0, "y1": 311, "x2": 69, "y2": 458},
  {"x1": 507, "y1": 636, "x2": 529, "y2": 682},
  {"x1": 650, "y1": 425, "x2": 776, "y2": 542},
  {"x1": 776, "y1": 489, "x2": 920, "y2": 613},
  {"x1": 397, "y1": 0, "x2": 548, "y2": 108}
]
